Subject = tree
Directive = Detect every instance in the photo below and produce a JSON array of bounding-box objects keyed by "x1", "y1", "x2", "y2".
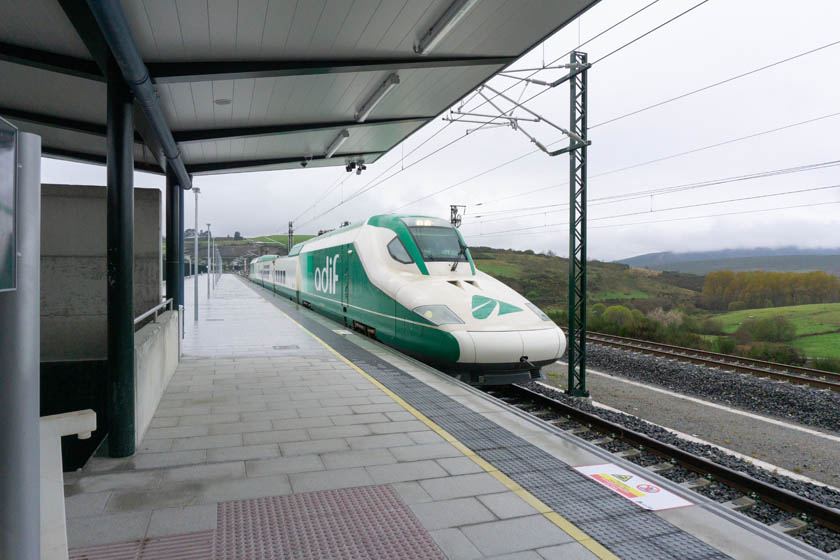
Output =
[{"x1": 234, "y1": 231, "x2": 242, "y2": 240}]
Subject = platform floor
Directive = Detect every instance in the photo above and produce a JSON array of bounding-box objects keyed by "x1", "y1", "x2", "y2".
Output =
[{"x1": 64, "y1": 275, "x2": 828, "y2": 560}]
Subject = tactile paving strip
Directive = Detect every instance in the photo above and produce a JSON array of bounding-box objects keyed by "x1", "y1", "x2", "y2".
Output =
[
  {"x1": 69, "y1": 530, "x2": 214, "y2": 560},
  {"x1": 254, "y1": 283, "x2": 731, "y2": 560},
  {"x1": 214, "y1": 485, "x2": 445, "y2": 560}
]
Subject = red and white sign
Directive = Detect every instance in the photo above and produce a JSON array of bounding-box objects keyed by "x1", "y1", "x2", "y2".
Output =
[{"x1": 574, "y1": 463, "x2": 693, "y2": 511}]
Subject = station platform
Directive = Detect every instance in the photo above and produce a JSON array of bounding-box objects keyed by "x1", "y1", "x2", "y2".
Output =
[{"x1": 64, "y1": 275, "x2": 828, "y2": 560}]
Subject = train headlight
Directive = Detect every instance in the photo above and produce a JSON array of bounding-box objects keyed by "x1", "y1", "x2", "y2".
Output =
[
  {"x1": 413, "y1": 305, "x2": 464, "y2": 326},
  {"x1": 525, "y1": 302, "x2": 552, "y2": 322}
]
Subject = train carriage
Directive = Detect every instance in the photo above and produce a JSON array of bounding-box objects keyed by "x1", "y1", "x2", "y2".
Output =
[{"x1": 251, "y1": 214, "x2": 565, "y2": 385}]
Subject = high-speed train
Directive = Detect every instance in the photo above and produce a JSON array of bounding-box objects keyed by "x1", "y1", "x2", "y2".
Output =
[{"x1": 249, "y1": 215, "x2": 565, "y2": 385}]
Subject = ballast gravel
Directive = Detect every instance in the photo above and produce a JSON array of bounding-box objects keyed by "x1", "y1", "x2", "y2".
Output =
[{"x1": 567, "y1": 344, "x2": 840, "y2": 433}]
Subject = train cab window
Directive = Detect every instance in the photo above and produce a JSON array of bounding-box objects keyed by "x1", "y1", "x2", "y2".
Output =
[
  {"x1": 387, "y1": 237, "x2": 413, "y2": 264},
  {"x1": 402, "y1": 219, "x2": 463, "y2": 262}
]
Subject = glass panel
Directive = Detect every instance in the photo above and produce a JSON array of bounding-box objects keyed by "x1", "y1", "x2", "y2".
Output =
[
  {"x1": 387, "y1": 237, "x2": 413, "y2": 264},
  {"x1": 407, "y1": 226, "x2": 463, "y2": 262}
]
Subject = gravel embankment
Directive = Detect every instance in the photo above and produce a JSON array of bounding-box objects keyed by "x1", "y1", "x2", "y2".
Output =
[{"x1": 564, "y1": 344, "x2": 840, "y2": 433}]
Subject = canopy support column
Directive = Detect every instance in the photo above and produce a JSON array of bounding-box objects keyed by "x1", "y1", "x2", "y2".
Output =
[
  {"x1": 165, "y1": 167, "x2": 181, "y2": 312},
  {"x1": 106, "y1": 59, "x2": 136, "y2": 457}
]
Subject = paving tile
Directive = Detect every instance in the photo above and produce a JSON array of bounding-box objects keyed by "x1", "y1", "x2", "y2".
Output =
[
  {"x1": 207, "y1": 420, "x2": 273, "y2": 435},
  {"x1": 391, "y1": 481, "x2": 434, "y2": 505},
  {"x1": 385, "y1": 411, "x2": 415, "y2": 422},
  {"x1": 131, "y1": 450, "x2": 206, "y2": 470},
  {"x1": 346, "y1": 433, "x2": 414, "y2": 450},
  {"x1": 420, "y1": 473, "x2": 507, "y2": 501},
  {"x1": 489, "y1": 552, "x2": 543, "y2": 560},
  {"x1": 280, "y1": 438, "x2": 349, "y2": 456},
  {"x1": 537, "y1": 542, "x2": 600, "y2": 560},
  {"x1": 390, "y1": 442, "x2": 462, "y2": 462},
  {"x1": 319, "y1": 397, "x2": 372, "y2": 407},
  {"x1": 149, "y1": 417, "x2": 179, "y2": 429},
  {"x1": 67, "y1": 511, "x2": 151, "y2": 548},
  {"x1": 64, "y1": 491, "x2": 111, "y2": 518},
  {"x1": 244, "y1": 429, "x2": 309, "y2": 445},
  {"x1": 430, "y1": 528, "x2": 483, "y2": 560},
  {"x1": 307, "y1": 424, "x2": 371, "y2": 440},
  {"x1": 408, "y1": 431, "x2": 446, "y2": 445},
  {"x1": 178, "y1": 413, "x2": 240, "y2": 426},
  {"x1": 206, "y1": 443, "x2": 280, "y2": 462},
  {"x1": 270, "y1": 416, "x2": 333, "y2": 430},
  {"x1": 146, "y1": 504, "x2": 218, "y2": 538},
  {"x1": 74, "y1": 470, "x2": 163, "y2": 494},
  {"x1": 461, "y1": 515, "x2": 574, "y2": 556},
  {"x1": 297, "y1": 405, "x2": 353, "y2": 418},
  {"x1": 163, "y1": 461, "x2": 245, "y2": 483},
  {"x1": 198, "y1": 474, "x2": 292, "y2": 504},
  {"x1": 366, "y1": 460, "x2": 449, "y2": 484},
  {"x1": 144, "y1": 425, "x2": 209, "y2": 440},
  {"x1": 105, "y1": 485, "x2": 200, "y2": 512},
  {"x1": 246, "y1": 454, "x2": 324, "y2": 477},
  {"x1": 437, "y1": 456, "x2": 484, "y2": 476},
  {"x1": 477, "y1": 492, "x2": 541, "y2": 519},
  {"x1": 331, "y1": 412, "x2": 389, "y2": 425},
  {"x1": 321, "y1": 448, "x2": 397, "y2": 469},
  {"x1": 171, "y1": 433, "x2": 242, "y2": 451},
  {"x1": 369, "y1": 420, "x2": 428, "y2": 434},
  {"x1": 240, "y1": 409, "x2": 300, "y2": 422},
  {"x1": 410, "y1": 497, "x2": 497, "y2": 531},
  {"x1": 351, "y1": 403, "x2": 404, "y2": 413},
  {"x1": 289, "y1": 467, "x2": 374, "y2": 493}
]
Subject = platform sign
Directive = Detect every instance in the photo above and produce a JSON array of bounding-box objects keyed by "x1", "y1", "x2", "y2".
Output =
[
  {"x1": 0, "y1": 117, "x2": 16, "y2": 292},
  {"x1": 574, "y1": 463, "x2": 693, "y2": 511}
]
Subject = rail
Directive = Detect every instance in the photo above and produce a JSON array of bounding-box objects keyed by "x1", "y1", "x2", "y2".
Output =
[
  {"x1": 134, "y1": 298, "x2": 174, "y2": 327},
  {"x1": 562, "y1": 328, "x2": 840, "y2": 391},
  {"x1": 505, "y1": 383, "x2": 840, "y2": 533}
]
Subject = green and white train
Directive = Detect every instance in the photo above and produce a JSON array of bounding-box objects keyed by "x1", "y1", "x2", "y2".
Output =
[{"x1": 249, "y1": 215, "x2": 565, "y2": 385}]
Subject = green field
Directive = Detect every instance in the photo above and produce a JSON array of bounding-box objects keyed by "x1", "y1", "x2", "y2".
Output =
[{"x1": 712, "y1": 303, "x2": 840, "y2": 358}]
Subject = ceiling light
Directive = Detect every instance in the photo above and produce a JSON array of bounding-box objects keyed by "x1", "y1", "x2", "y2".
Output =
[
  {"x1": 414, "y1": 0, "x2": 479, "y2": 56},
  {"x1": 325, "y1": 129, "x2": 350, "y2": 158},
  {"x1": 355, "y1": 73, "x2": 399, "y2": 122}
]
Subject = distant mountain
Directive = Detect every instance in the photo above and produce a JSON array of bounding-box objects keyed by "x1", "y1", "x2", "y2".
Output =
[{"x1": 617, "y1": 248, "x2": 840, "y2": 276}]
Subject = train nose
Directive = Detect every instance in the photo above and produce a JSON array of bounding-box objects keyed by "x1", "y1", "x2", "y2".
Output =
[{"x1": 452, "y1": 327, "x2": 565, "y2": 365}]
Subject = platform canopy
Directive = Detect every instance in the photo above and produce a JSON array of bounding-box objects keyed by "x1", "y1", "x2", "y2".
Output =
[{"x1": 0, "y1": 0, "x2": 597, "y2": 177}]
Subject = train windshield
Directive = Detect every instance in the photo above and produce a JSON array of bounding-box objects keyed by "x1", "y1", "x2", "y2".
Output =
[{"x1": 402, "y1": 218, "x2": 464, "y2": 262}]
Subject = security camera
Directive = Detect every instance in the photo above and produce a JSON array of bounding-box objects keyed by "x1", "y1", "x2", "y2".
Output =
[{"x1": 300, "y1": 160, "x2": 308, "y2": 167}]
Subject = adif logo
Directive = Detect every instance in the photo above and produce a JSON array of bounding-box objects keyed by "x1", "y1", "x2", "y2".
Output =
[
  {"x1": 314, "y1": 254, "x2": 340, "y2": 294},
  {"x1": 471, "y1": 295, "x2": 522, "y2": 319}
]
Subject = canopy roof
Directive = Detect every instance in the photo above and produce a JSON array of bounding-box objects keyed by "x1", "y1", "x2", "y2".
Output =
[{"x1": 0, "y1": 0, "x2": 597, "y2": 176}]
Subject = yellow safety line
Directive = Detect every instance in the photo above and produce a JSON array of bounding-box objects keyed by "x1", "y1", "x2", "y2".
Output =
[{"x1": 268, "y1": 302, "x2": 619, "y2": 560}]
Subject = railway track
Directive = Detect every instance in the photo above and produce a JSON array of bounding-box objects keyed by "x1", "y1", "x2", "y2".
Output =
[
  {"x1": 486, "y1": 383, "x2": 840, "y2": 546},
  {"x1": 564, "y1": 329, "x2": 840, "y2": 392}
]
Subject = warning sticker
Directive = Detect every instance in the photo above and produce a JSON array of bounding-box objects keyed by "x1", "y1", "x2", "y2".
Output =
[{"x1": 574, "y1": 464, "x2": 693, "y2": 511}]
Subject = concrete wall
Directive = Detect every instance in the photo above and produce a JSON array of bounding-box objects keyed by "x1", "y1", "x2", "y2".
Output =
[
  {"x1": 40, "y1": 184, "x2": 161, "y2": 361},
  {"x1": 134, "y1": 309, "x2": 180, "y2": 445}
]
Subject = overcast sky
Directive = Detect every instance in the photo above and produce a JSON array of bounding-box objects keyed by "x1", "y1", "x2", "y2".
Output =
[{"x1": 41, "y1": 0, "x2": 840, "y2": 262}]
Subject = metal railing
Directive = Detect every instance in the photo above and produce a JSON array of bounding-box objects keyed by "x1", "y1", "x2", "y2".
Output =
[{"x1": 134, "y1": 298, "x2": 174, "y2": 327}]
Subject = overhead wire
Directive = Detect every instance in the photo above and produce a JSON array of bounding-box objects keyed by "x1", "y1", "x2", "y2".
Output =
[
  {"x1": 469, "y1": 110, "x2": 840, "y2": 210},
  {"x1": 462, "y1": 157, "x2": 840, "y2": 224},
  {"x1": 399, "y1": 36, "x2": 840, "y2": 215},
  {"x1": 295, "y1": 0, "x2": 669, "y2": 228},
  {"x1": 470, "y1": 200, "x2": 840, "y2": 237},
  {"x1": 468, "y1": 182, "x2": 840, "y2": 237}
]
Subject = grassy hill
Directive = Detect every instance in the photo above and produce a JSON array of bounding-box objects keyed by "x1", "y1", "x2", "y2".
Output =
[
  {"x1": 470, "y1": 247, "x2": 699, "y2": 313},
  {"x1": 248, "y1": 234, "x2": 314, "y2": 248},
  {"x1": 712, "y1": 303, "x2": 840, "y2": 359},
  {"x1": 618, "y1": 248, "x2": 840, "y2": 275}
]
